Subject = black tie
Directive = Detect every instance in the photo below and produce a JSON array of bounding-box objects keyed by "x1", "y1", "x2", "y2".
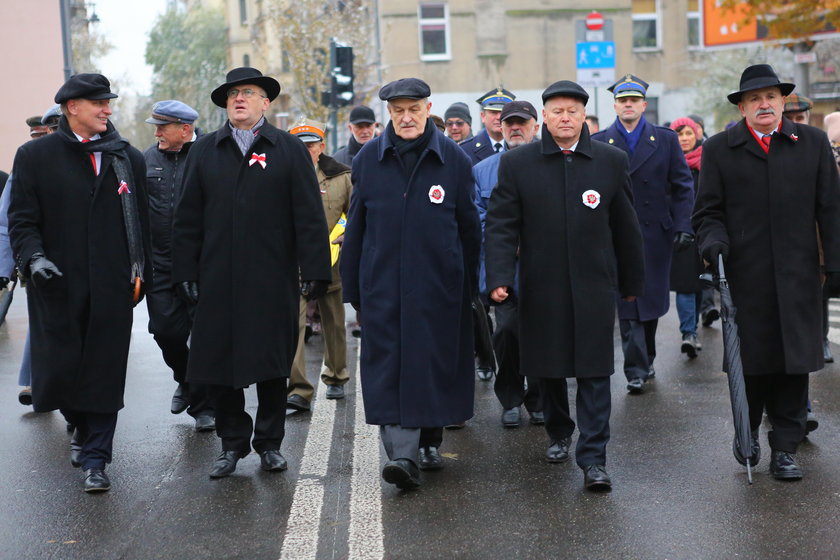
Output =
[{"x1": 494, "y1": 142, "x2": 502, "y2": 153}]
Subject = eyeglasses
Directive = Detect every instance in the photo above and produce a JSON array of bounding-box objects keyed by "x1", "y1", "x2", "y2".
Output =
[
  {"x1": 445, "y1": 120, "x2": 466, "y2": 127},
  {"x1": 227, "y1": 88, "x2": 266, "y2": 99}
]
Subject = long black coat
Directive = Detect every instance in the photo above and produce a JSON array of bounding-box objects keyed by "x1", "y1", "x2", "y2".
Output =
[
  {"x1": 8, "y1": 119, "x2": 151, "y2": 413},
  {"x1": 592, "y1": 119, "x2": 694, "y2": 321},
  {"x1": 694, "y1": 118, "x2": 840, "y2": 375},
  {"x1": 341, "y1": 124, "x2": 481, "y2": 427},
  {"x1": 670, "y1": 166, "x2": 706, "y2": 293},
  {"x1": 172, "y1": 122, "x2": 331, "y2": 388},
  {"x1": 485, "y1": 125, "x2": 645, "y2": 379}
]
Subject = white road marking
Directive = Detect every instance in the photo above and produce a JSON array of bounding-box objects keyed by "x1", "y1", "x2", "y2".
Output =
[{"x1": 348, "y1": 343, "x2": 385, "y2": 560}]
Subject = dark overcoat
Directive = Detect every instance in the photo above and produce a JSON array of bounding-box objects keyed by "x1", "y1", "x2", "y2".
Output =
[
  {"x1": 172, "y1": 121, "x2": 331, "y2": 388},
  {"x1": 694, "y1": 118, "x2": 840, "y2": 375},
  {"x1": 670, "y1": 166, "x2": 706, "y2": 293},
  {"x1": 592, "y1": 119, "x2": 694, "y2": 320},
  {"x1": 341, "y1": 124, "x2": 481, "y2": 427},
  {"x1": 8, "y1": 118, "x2": 151, "y2": 413},
  {"x1": 459, "y1": 128, "x2": 496, "y2": 165},
  {"x1": 485, "y1": 125, "x2": 645, "y2": 379}
]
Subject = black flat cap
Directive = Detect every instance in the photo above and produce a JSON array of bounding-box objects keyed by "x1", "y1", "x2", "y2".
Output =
[
  {"x1": 211, "y1": 67, "x2": 281, "y2": 108},
  {"x1": 542, "y1": 80, "x2": 589, "y2": 105},
  {"x1": 54, "y1": 73, "x2": 118, "y2": 104},
  {"x1": 379, "y1": 78, "x2": 431, "y2": 101},
  {"x1": 500, "y1": 100, "x2": 538, "y2": 122},
  {"x1": 349, "y1": 105, "x2": 376, "y2": 124}
]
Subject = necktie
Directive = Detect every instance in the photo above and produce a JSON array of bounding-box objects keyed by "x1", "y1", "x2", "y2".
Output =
[
  {"x1": 494, "y1": 142, "x2": 502, "y2": 153},
  {"x1": 81, "y1": 138, "x2": 97, "y2": 174},
  {"x1": 761, "y1": 135, "x2": 771, "y2": 148},
  {"x1": 562, "y1": 149, "x2": 573, "y2": 154}
]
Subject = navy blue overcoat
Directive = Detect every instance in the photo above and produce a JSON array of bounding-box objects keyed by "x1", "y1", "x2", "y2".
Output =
[
  {"x1": 341, "y1": 124, "x2": 481, "y2": 427},
  {"x1": 592, "y1": 118, "x2": 694, "y2": 321}
]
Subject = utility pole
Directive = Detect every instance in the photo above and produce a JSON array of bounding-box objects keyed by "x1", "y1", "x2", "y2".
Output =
[{"x1": 60, "y1": 0, "x2": 74, "y2": 81}]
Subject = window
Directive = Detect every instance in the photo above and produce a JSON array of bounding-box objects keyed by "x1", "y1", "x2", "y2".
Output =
[
  {"x1": 239, "y1": 0, "x2": 247, "y2": 25},
  {"x1": 632, "y1": 0, "x2": 660, "y2": 50},
  {"x1": 418, "y1": 3, "x2": 451, "y2": 61},
  {"x1": 687, "y1": 0, "x2": 701, "y2": 48}
]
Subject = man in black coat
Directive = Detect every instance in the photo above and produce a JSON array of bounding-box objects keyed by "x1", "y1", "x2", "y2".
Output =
[
  {"x1": 143, "y1": 100, "x2": 214, "y2": 431},
  {"x1": 694, "y1": 64, "x2": 840, "y2": 480},
  {"x1": 172, "y1": 68, "x2": 331, "y2": 479},
  {"x1": 485, "y1": 80, "x2": 644, "y2": 491},
  {"x1": 9, "y1": 74, "x2": 152, "y2": 493}
]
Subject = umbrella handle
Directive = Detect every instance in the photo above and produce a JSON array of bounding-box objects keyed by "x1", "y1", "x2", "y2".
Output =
[
  {"x1": 133, "y1": 276, "x2": 142, "y2": 304},
  {"x1": 718, "y1": 254, "x2": 727, "y2": 281}
]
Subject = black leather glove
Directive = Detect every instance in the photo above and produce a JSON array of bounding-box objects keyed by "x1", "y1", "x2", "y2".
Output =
[
  {"x1": 702, "y1": 242, "x2": 729, "y2": 273},
  {"x1": 300, "y1": 279, "x2": 329, "y2": 302},
  {"x1": 674, "y1": 232, "x2": 695, "y2": 251},
  {"x1": 0, "y1": 277, "x2": 8, "y2": 290},
  {"x1": 177, "y1": 281, "x2": 199, "y2": 305},
  {"x1": 350, "y1": 301, "x2": 360, "y2": 312},
  {"x1": 826, "y1": 272, "x2": 840, "y2": 297},
  {"x1": 29, "y1": 253, "x2": 63, "y2": 288}
]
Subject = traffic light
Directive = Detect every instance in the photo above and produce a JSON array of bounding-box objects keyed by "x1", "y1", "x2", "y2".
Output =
[{"x1": 330, "y1": 40, "x2": 354, "y2": 107}]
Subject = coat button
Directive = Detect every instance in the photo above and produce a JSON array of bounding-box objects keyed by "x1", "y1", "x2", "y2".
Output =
[
  {"x1": 644, "y1": 221, "x2": 650, "y2": 226},
  {"x1": 644, "y1": 201, "x2": 649, "y2": 205}
]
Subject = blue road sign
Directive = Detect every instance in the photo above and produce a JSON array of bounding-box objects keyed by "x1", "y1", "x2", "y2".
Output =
[{"x1": 576, "y1": 41, "x2": 615, "y2": 69}]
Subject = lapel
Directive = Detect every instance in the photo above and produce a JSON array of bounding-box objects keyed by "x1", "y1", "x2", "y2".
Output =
[
  {"x1": 727, "y1": 119, "x2": 767, "y2": 161},
  {"x1": 628, "y1": 121, "x2": 658, "y2": 174},
  {"x1": 91, "y1": 153, "x2": 113, "y2": 198},
  {"x1": 600, "y1": 121, "x2": 629, "y2": 153}
]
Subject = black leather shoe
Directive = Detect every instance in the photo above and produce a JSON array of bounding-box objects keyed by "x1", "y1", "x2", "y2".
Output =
[
  {"x1": 501, "y1": 407, "x2": 521, "y2": 427},
  {"x1": 259, "y1": 450, "x2": 288, "y2": 472},
  {"x1": 83, "y1": 468, "x2": 111, "y2": 493},
  {"x1": 806, "y1": 411, "x2": 819, "y2": 435},
  {"x1": 70, "y1": 428, "x2": 83, "y2": 468},
  {"x1": 286, "y1": 394, "x2": 311, "y2": 412},
  {"x1": 18, "y1": 386, "x2": 32, "y2": 406},
  {"x1": 769, "y1": 451, "x2": 803, "y2": 480},
  {"x1": 701, "y1": 308, "x2": 720, "y2": 327},
  {"x1": 444, "y1": 422, "x2": 466, "y2": 430},
  {"x1": 418, "y1": 446, "x2": 443, "y2": 471},
  {"x1": 476, "y1": 368, "x2": 494, "y2": 381},
  {"x1": 733, "y1": 430, "x2": 761, "y2": 466},
  {"x1": 171, "y1": 383, "x2": 189, "y2": 415},
  {"x1": 626, "y1": 378, "x2": 644, "y2": 394},
  {"x1": 382, "y1": 458, "x2": 421, "y2": 489},
  {"x1": 325, "y1": 385, "x2": 345, "y2": 400},
  {"x1": 529, "y1": 410, "x2": 545, "y2": 425},
  {"x1": 824, "y1": 339, "x2": 834, "y2": 363},
  {"x1": 681, "y1": 333, "x2": 699, "y2": 359},
  {"x1": 647, "y1": 365, "x2": 656, "y2": 379},
  {"x1": 209, "y1": 450, "x2": 248, "y2": 478},
  {"x1": 583, "y1": 465, "x2": 612, "y2": 491},
  {"x1": 546, "y1": 438, "x2": 571, "y2": 463},
  {"x1": 194, "y1": 415, "x2": 216, "y2": 432}
]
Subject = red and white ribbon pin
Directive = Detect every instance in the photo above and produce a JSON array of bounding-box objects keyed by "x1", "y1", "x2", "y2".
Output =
[
  {"x1": 117, "y1": 181, "x2": 131, "y2": 195},
  {"x1": 249, "y1": 153, "x2": 267, "y2": 168}
]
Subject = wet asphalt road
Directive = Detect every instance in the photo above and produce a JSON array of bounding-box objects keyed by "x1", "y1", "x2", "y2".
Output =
[{"x1": 2, "y1": 288, "x2": 840, "y2": 560}]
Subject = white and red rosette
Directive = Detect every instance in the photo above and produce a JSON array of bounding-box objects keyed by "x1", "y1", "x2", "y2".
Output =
[
  {"x1": 428, "y1": 185, "x2": 445, "y2": 204},
  {"x1": 581, "y1": 189, "x2": 600, "y2": 209}
]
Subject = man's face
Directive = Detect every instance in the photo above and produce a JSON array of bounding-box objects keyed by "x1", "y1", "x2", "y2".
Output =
[
  {"x1": 387, "y1": 98, "x2": 431, "y2": 140},
  {"x1": 542, "y1": 97, "x2": 586, "y2": 147},
  {"x1": 154, "y1": 123, "x2": 191, "y2": 152},
  {"x1": 738, "y1": 87, "x2": 784, "y2": 133},
  {"x1": 67, "y1": 98, "x2": 112, "y2": 138},
  {"x1": 614, "y1": 96, "x2": 646, "y2": 126},
  {"x1": 481, "y1": 109, "x2": 503, "y2": 136},
  {"x1": 305, "y1": 140, "x2": 325, "y2": 166},
  {"x1": 786, "y1": 110, "x2": 810, "y2": 124},
  {"x1": 349, "y1": 121, "x2": 376, "y2": 144},
  {"x1": 29, "y1": 125, "x2": 50, "y2": 139},
  {"x1": 501, "y1": 116, "x2": 538, "y2": 148},
  {"x1": 445, "y1": 117, "x2": 471, "y2": 142},
  {"x1": 226, "y1": 83, "x2": 269, "y2": 129},
  {"x1": 585, "y1": 117, "x2": 599, "y2": 133}
]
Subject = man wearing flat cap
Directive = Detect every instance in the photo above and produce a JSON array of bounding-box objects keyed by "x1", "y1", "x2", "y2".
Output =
[
  {"x1": 444, "y1": 101, "x2": 473, "y2": 143},
  {"x1": 592, "y1": 74, "x2": 695, "y2": 395},
  {"x1": 694, "y1": 64, "x2": 840, "y2": 481},
  {"x1": 172, "y1": 67, "x2": 331, "y2": 479},
  {"x1": 287, "y1": 118, "x2": 352, "y2": 409},
  {"x1": 333, "y1": 105, "x2": 378, "y2": 166},
  {"x1": 461, "y1": 87, "x2": 516, "y2": 165},
  {"x1": 9, "y1": 73, "x2": 152, "y2": 493},
  {"x1": 485, "y1": 80, "x2": 644, "y2": 491},
  {"x1": 143, "y1": 100, "x2": 214, "y2": 432},
  {"x1": 341, "y1": 77, "x2": 481, "y2": 490}
]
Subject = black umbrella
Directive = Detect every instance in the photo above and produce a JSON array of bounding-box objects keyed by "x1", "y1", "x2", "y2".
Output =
[
  {"x1": 472, "y1": 292, "x2": 496, "y2": 374},
  {"x1": 717, "y1": 255, "x2": 754, "y2": 484},
  {"x1": 0, "y1": 278, "x2": 16, "y2": 326}
]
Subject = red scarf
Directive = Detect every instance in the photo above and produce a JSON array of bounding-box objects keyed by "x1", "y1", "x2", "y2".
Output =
[{"x1": 684, "y1": 144, "x2": 702, "y2": 170}]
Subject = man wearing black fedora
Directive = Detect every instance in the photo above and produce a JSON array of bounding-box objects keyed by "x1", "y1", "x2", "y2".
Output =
[
  {"x1": 694, "y1": 64, "x2": 840, "y2": 481},
  {"x1": 172, "y1": 67, "x2": 331, "y2": 478}
]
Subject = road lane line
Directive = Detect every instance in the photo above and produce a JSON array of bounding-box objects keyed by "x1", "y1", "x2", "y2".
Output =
[
  {"x1": 348, "y1": 343, "x2": 385, "y2": 559},
  {"x1": 279, "y1": 359, "x2": 336, "y2": 560}
]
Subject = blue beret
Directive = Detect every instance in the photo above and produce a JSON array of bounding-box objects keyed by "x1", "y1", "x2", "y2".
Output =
[
  {"x1": 379, "y1": 78, "x2": 431, "y2": 101},
  {"x1": 145, "y1": 100, "x2": 199, "y2": 125},
  {"x1": 55, "y1": 73, "x2": 118, "y2": 104},
  {"x1": 608, "y1": 74, "x2": 649, "y2": 99}
]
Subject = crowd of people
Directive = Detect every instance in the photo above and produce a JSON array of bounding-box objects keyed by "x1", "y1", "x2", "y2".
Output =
[{"x1": 2, "y1": 62, "x2": 839, "y2": 495}]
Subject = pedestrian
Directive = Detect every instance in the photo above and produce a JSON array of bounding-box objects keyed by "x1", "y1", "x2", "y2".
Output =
[
  {"x1": 694, "y1": 64, "x2": 840, "y2": 480},
  {"x1": 143, "y1": 100, "x2": 215, "y2": 431},
  {"x1": 592, "y1": 74, "x2": 695, "y2": 394},
  {"x1": 460, "y1": 87, "x2": 515, "y2": 164},
  {"x1": 332, "y1": 105, "x2": 377, "y2": 166},
  {"x1": 286, "y1": 118, "x2": 352, "y2": 413},
  {"x1": 172, "y1": 67, "x2": 331, "y2": 479},
  {"x1": 485, "y1": 80, "x2": 644, "y2": 491},
  {"x1": 473, "y1": 100, "x2": 543, "y2": 428},
  {"x1": 340, "y1": 77, "x2": 481, "y2": 490},
  {"x1": 668, "y1": 116, "x2": 707, "y2": 359},
  {"x1": 8, "y1": 74, "x2": 152, "y2": 493},
  {"x1": 585, "y1": 114, "x2": 599, "y2": 133},
  {"x1": 444, "y1": 101, "x2": 473, "y2": 143}
]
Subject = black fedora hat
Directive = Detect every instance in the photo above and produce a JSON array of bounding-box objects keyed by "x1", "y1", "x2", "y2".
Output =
[
  {"x1": 211, "y1": 67, "x2": 281, "y2": 108},
  {"x1": 727, "y1": 64, "x2": 795, "y2": 105}
]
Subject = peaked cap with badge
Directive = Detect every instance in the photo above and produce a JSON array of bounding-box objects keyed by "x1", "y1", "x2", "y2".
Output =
[
  {"x1": 608, "y1": 74, "x2": 649, "y2": 99},
  {"x1": 289, "y1": 118, "x2": 327, "y2": 143},
  {"x1": 476, "y1": 87, "x2": 516, "y2": 111}
]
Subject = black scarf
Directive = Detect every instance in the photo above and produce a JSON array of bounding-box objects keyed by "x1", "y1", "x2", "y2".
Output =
[
  {"x1": 386, "y1": 119, "x2": 435, "y2": 176},
  {"x1": 346, "y1": 135, "x2": 364, "y2": 158}
]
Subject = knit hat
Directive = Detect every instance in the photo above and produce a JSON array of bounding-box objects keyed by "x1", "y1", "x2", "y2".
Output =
[{"x1": 670, "y1": 117, "x2": 701, "y2": 140}]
